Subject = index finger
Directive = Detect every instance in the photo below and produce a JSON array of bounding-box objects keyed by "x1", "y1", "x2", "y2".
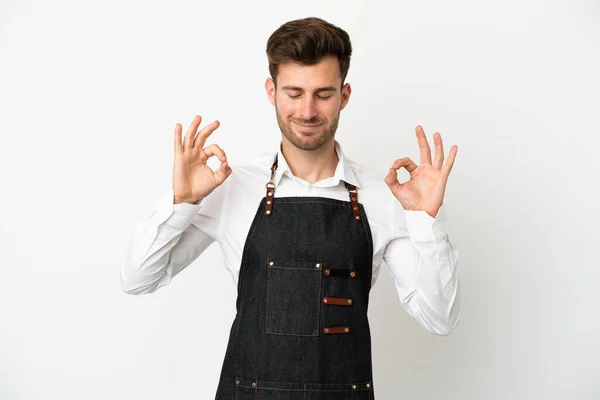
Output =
[{"x1": 193, "y1": 120, "x2": 221, "y2": 149}]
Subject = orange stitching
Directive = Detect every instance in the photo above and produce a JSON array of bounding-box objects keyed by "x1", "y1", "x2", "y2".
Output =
[
  {"x1": 269, "y1": 266, "x2": 321, "y2": 271},
  {"x1": 234, "y1": 375, "x2": 238, "y2": 400},
  {"x1": 270, "y1": 200, "x2": 348, "y2": 206},
  {"x1": 317, "y1": 264, "x2": 322, "y2": 334},
  {"x1": 236, "y1": 378, "x2": 372, "y2": 393},
  {"x1": 265, "y1": 330, "x2": 319, "y2": 337},
  {"x1": 265, "y1": 258, "x2": 270, "y2": 335},
  {"x1": 237, "y1": 384, "x2": 371, "y2": 392},
  {"x1": 265, "y1": 260, "x2": 322, "y2": 336}
]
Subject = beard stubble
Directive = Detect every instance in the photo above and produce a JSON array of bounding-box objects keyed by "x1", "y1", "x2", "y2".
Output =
[{"x1": 275, "y1": 103, "x2": 341, "y2": 151}]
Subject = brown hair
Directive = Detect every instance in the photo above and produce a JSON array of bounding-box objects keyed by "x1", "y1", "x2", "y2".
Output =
[{"x1": 266, "y1": 17, "x2": 352, "y2": 87}]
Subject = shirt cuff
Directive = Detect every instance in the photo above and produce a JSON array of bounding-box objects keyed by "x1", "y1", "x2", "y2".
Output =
[
  {"x1": 154, "y1": 187, "x2": 203, "y2": 230},
  {"x1": 404, "y1": 203, "x2": 449, "y2": 243}
]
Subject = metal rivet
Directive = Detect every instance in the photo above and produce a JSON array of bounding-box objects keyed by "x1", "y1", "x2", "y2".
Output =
[
  {"x1": 353, "y1": 206, "x2": 358, "y2": 210},
  {"x1": 267, "y1": 200, "x2": 271, "y2": 204},
  {"x1": 366, "y1": 383, "x2": 371, "y2": 388},
  {"x1": 350, "y1": 271, "x2": 356, "y2": 278},
  {"x1": 269, "y1": 261, "x2": 274, "y2": 266},
  {"x1": 347, "y1": 299, "x2": 352, "y2": 305},
  {"x1": 236, "y1": 379, "x2": 240, "y2": 385},
  {"x1": 316, "y1": 263, "x2": 321, "y2": 269},
  {"x1": 324, "y1": 269, "x2": 330, "y2": 276},
  {"x1": 252, "y1": 382, "x2": 256, "y2": 387},
  {"x1": 344, "y1": 327, "x2": 349, "y2": 332},
  {"x1": 323, "y1": 298, "x2": 328, "y2": 303},
  {"x1": 352, "y1": 384, "x2": 357, "y2": 389},
  {"x1": 355, "y1": 216, "x2": 361, "y2": 220},
  {"x1": 323, "y1": 328, "x2": 329, "y2": 333},
  {"x1": 266, "y1": 210, "x2": 271, "y2": 215},
  {"x1": 268, "y1": 192, "x2": 272, "y2": 196},
  {"x1": 351, "y1": 197, "x2": 356, "y2": 201}
]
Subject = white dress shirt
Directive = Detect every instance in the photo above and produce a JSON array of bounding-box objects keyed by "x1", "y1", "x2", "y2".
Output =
[{"x1": 121, "y1": 140, "x2": 460, "y2": 335}]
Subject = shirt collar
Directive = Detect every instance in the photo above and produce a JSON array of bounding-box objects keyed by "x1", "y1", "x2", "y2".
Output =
[{"x1": 272, "y1": 140, "x2": 361, "y2": 189}]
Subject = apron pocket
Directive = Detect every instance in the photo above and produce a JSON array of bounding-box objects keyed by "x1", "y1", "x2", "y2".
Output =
[
  {"x1": 235, "y1": 377, "x2": 374, "y2": 399},
  {"x1": 265, "y1": 259, "x2": 323, "y2": 336}
]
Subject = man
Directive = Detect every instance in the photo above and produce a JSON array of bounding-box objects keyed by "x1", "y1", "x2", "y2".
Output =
[{"x1": 122, "y1": 17, "x2": 459, "y2": 399}]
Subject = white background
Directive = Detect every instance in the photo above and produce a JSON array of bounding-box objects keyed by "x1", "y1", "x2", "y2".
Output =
[{"x1": 1, "y1": 0, "x2": 599, "y2": 399}]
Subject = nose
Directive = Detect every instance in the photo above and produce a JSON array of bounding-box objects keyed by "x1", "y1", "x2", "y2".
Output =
[{"x1": 298, "y1": 96, "x2": 318, "y2": 121}]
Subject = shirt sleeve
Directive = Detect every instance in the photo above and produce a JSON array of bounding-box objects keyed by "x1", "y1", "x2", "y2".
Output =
[
  {"x1": 382, "y1": 198, "x2": 460, "y2": 336},
  {"x1": 120, "y1": 182, "x2": 227, "y2": 295}
]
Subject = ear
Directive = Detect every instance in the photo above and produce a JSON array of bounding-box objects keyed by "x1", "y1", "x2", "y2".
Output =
[
  {"x1": 340, "y1": 82, "x2": 352, "y2": 111},
  {"x1": 265, "y1": 78, "x2": 276, "y2": 106}
]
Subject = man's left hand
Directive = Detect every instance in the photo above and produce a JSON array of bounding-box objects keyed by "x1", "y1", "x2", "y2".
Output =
[{"x1": 384, "y1": 125, "x2": 458, "y2": 218}]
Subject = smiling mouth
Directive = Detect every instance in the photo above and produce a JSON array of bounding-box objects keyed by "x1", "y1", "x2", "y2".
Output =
[{"x1": 293, "y1": 121, "x2": 322, "y2": 129}]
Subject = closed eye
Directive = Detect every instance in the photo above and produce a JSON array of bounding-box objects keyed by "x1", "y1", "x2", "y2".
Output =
[{"x1": 287, "y1": 94, "x2": 332, "y2": 100}]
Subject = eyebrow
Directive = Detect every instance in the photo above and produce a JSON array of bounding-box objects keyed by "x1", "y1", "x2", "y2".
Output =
[{"x1": 281, "y1": 85, "x2": 338, "y2": 93}]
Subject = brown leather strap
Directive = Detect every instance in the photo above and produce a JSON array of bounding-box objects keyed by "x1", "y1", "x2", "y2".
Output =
[
  {"x1": 322, "y1": 326, "x2": 350, "y2": 334},
  {"x1": 264, "y1": 156, "x2": 278, "y2": 215},
  {"x1": 265, "y1": 184, "x2": 274, "y2": 215},
  {"x1": 264, "y1": 154, "x2": 360, "y2": 220},
  {"x1": 345, "y1": 182, "x2": 361, "y2": 221},
  {"x1": 324, "y1": 268, "x2": 356, "y2": 278},
  {"x1": 322, "y1": 296, "x2": 353, "y2": 306}
]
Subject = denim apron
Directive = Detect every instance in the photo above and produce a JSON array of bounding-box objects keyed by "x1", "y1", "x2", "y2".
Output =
[{"x1": 215, "y1": 155, "x2": 375, "y2": 399}]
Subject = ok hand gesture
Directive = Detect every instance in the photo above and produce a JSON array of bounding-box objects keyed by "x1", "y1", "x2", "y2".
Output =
[
  {"x1": 384, "y1": 126, "x2": 458, "y2": 218},
  {"x1": 172, "y1": 115, "x2": 232, "y2": 204}
]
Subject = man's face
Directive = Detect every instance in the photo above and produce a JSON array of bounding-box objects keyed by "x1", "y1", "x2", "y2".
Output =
[{"x1": 265, "y1": 56, "x2": 351, "y2": 151}]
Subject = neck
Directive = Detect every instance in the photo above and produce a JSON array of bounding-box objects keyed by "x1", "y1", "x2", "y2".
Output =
[{"x1": 280, "y1": 137, "x2": 339, "y2": 184}]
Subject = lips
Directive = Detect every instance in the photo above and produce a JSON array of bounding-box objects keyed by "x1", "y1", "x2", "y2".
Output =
[{"x1": 293, "y1": 121, "x2": 322, "y2": 129}]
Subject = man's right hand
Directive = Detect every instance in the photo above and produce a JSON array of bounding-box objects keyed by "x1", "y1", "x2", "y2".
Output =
[{"x1": 172, "y1": 115, "x2": 232, "y2": 205}]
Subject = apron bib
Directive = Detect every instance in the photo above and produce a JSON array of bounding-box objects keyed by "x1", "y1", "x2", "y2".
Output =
[{"x1": 215, "y1": 155, "x2": 375, "y2": 399}]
